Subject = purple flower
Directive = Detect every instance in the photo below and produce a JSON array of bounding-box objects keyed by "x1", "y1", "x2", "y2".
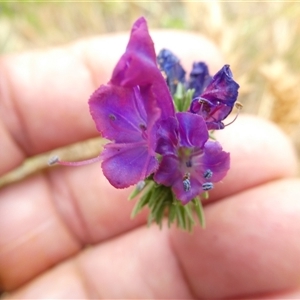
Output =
[
  {"x1": 48, "y1": 16, "x2": 239, "y2": 231},
  {"x1": 187, "y1": 62, "x2": 211, "y2": 97},
  {"x1": 154, "y1": 112, "x2": 230, "y2": 204},
  {"x1": 89, "y1": 17, "x2": 174, "y2": 188},
  {"x1": 156, "y1": 49, "x2": 211, "y2": 99},
  {"x1": 157, "y1": 48, "x2": 186, "y2": 96},
  {"x1": 190, "y1": 65, "x2": 240, "y2": 130}
]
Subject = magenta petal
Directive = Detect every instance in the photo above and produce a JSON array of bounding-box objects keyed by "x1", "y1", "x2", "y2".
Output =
[
  {"x1": 101, "y1": 142, "x2": 158, "y2": 188},
  {"x1": 157, "y1": 48, "x2": 186, "y2": 96},
  {"x1": 111, "y1": 17, "x2": 157, "y2": 87},
  {"x1": 190, "y1": 99, "x2": 231, "y2": 130},
  {"x1": 139, "y1": 85, "x2": 162, "y2": 156},
  {"x1": 144, "y1": 81, "x2": 175, "y2": 122},
  {"x1": 89, "y1": 85, "x2": 149, "y2": 143},
  {"x1": 188, "y1": 62, "x2": 211, "y2": 97},
  {"x1": 194, "y1": 141, "x2": 230, "y2": 182},
  {"x1": 190, "y1": 65, "x2": 239, "y2": 130},
  {"x1": 200, "y1": 65, "x2": 239, "y2": 109},
  {"x1": 155, "y1": 116, "x2": 179, "y2": 155},
  {"x1": 176, "y1": 112, "x2": 208, "y2": 148},
  {"x1": 153, "y1": 155, "x2": 180, "y2": 187},
  {"x1": 154, "y1": 155, "x2": 203, "y2": 204},
  {"x1": 172, "y1": 177, "x2": 202, "y2": 205},
  {"x1": 110, "y1": 17, "x2": 175, "y2": 120}
]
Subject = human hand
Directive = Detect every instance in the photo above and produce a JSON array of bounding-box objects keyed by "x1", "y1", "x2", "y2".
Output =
[{"x1": 0, "y1": 31, "x2": 299, "y2": 299}]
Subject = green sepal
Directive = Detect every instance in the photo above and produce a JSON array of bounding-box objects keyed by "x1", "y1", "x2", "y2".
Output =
[
  {"x1": 128, "y1": 181, "x2": 146, "y2": 200},
  {"x1": 182, "y1": 88, "x2": 195, "y2": 112},
  {"x1": 175, "y1": 201, "x2": 186, "y2": 228},
  {"x1": 202, "y1": 191, "x2": 209, "y2": 200},
  {"x1": 168, "y1": 202, "x2": 177, "y2": 227},
  {"x1": 192, "y1": 197, "x2": 206, "y2": 228},
  {"x1": 209, "y1": 130, "x2": 216, "y2": 140},
  {"x1": 130, "y1": 179, "x2": 207, "y2": 231},
  {"x1": 130, "y1": 180, "x2": 154, "y2": 218},
  {"x1": 173, "y1": 82, "x2": 184, "y2": 108},
  {"x1": 173, "y1": 83, "x2": 195, "y2": 113}
]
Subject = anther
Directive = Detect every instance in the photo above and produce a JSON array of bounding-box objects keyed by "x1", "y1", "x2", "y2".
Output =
[
  {"x1": 203, "y1": 169, "x2": 213, "y2": 179},
  {"x1": 224, "y1": 101, "x2": 243, "y2": 127},
  {"x1": 48, "y1": 155, "x2": 60, "y2": 166},
  {"x1": 202, "y1": 182, "x2": 213, "y2": 191},
  {"x1": 136, "y1": 180, "x2": 146, "y2": 191},
  {"x1": 183, "y1": 173, "x2": 191, "y2": 192}
]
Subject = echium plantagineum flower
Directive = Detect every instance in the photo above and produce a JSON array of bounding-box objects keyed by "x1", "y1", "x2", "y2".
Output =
[
  {"x1": 157, "y1": 48, "x2": 240, "y2": 130},
  {"x1": 50, "y1": 17, "x2": 240, "y2": 230},
  {"x1": 189, "y1": 65, "x2": 240, "y2": 130},
  {"x1": 89, "y1": 17, "x2": 230, "y2": 200},
  {"x1": 157, "y1": 49, "x2": 211, "y2": 98},
  {"x1": 157, "y1": 49, "x2": 186, "y2": 96},
  {"x1": 188, "y1": 62, "x2": 212, "y2": 97},
  {"x1": 154, "y1": 112, "x2": 230, "y2": 204},
  {"x1": 89, "y1": 17, "x2": 175, "y2": 188}
]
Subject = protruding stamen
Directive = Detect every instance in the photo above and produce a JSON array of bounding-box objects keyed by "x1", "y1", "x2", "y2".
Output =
[
  {"x1": 224, "y1": 101, "x2": 243, "y2": 127},
  {"x1": 48, "y1": 155, "x2": 101, "y2": 167},
  {"x1": 235, "y1": 101, "x2": 243, "y2": 110},
  {"x1": 202, "y1": 182, "x2": 213, "y2": 191},
  {"x1": 48, "y1": 155, "x2": 60, "y2": 166},
  {"x1": 183, "y1": 173, "x2": 191, "y2": 192},
  {"x1": 203, "y1": 169, "x2": 213, "y2": 179},
  {"x1": 136, "y1": 180, "x2": 146, "y2": 191}
]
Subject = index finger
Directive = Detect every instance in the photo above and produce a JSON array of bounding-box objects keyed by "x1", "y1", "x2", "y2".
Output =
[{"x1": 0, "y1": 31, "x2": 223, "y2": 175}]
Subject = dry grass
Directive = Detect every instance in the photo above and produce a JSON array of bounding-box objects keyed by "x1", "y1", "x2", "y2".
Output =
[{"x1": 0, "y1": 1, "x2": 299, "y2": 186}]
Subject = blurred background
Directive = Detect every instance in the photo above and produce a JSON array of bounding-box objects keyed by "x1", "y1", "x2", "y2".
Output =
[{"x1": 0, "y1": 1, "x2": 299, "y2": 185}]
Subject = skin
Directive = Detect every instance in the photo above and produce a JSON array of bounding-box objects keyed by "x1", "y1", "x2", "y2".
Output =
[{"x1": 0, "y1": 30, "x2": 299, "y2": 299}]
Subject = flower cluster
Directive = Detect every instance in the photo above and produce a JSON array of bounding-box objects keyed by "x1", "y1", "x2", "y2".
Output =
[
  {"x1": 51, "y1": 17, "x2": 240, "y2": 230},
  {"x1": 89, "y1": 16, "x2": 238, "y2": 201}
]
